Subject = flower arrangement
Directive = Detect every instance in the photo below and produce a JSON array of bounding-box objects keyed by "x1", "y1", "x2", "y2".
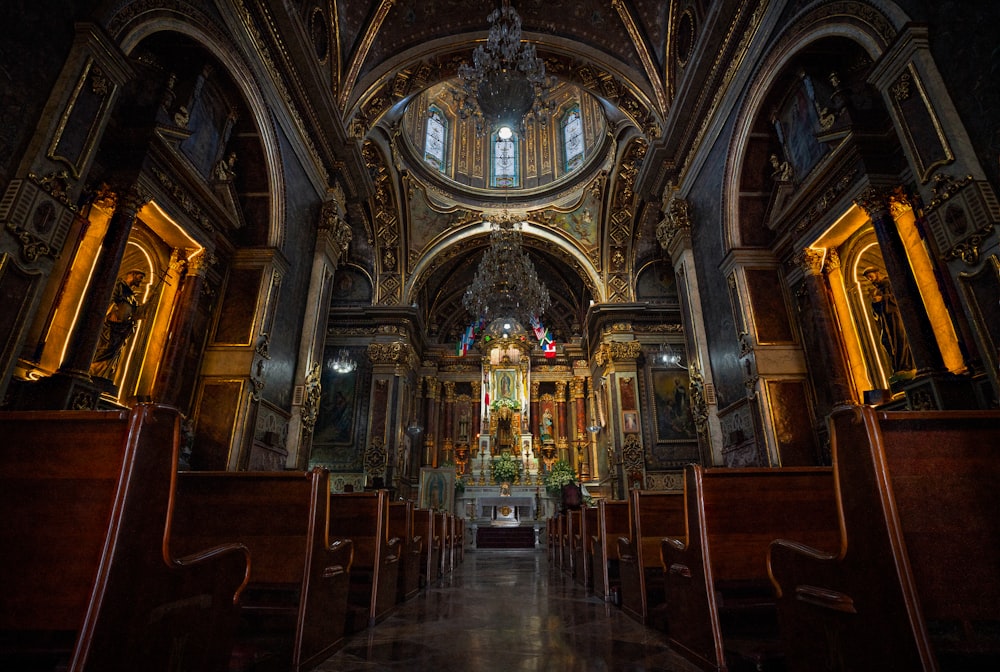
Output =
[
  {"x1": 490, "y1": 398, "x2": 521, "y2": 412},
  {"x1": 543, "y1": 458, "x2": 577, "y2": 496},
  {"x1": 491, "y1": 453, "x2": 521, "y2": 484}
]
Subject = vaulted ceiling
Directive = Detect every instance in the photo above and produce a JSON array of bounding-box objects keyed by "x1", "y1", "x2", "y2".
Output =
[{"x1": 264, "y1": 1, "x2": 751, "y2": 345}]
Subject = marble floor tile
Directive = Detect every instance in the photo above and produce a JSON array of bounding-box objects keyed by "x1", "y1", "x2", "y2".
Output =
[{"x1": 314, "y1": 549, "x2": 702, "y2": 672}]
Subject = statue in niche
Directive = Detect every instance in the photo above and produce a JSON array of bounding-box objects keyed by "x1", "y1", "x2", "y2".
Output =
[
  {"x1": 863, "y1": 267, "x2": 915, "y2": 377},
  {"x1": 90, "y1": 269, "x2": 155, "y2": 380},
  {"x1": 770, "y1": 153, "x2": 793, "y2": 182},
  {"x1": 539, "y1": 407, "x2": 554, "y2": 444},
  {"x1": 458, "y1": 409, "x2": 470, "y2": 442},
  {"x1": 495, "y1": 404, "x2": 514, "y2": 453}
]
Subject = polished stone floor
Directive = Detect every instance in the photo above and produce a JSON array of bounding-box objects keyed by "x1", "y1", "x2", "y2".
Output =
[{"x1": 315, "y1": 549, "x2": 702, "y2": 672}]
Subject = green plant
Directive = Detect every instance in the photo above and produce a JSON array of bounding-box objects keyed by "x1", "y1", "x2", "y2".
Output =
[
  {"x1": 491, "y1": 453, "x2": 521, "y2": 484},
  {"x1": 543, "y1": 458, "x2": 577, "y2": 495},
  {"x1": 490, "y1": 398, "x2": 521, "y2": 412}
]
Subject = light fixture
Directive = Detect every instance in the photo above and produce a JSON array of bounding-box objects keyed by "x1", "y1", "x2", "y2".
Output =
[
  {"x1": 406, "y1": 421, "x2": 424, "y2": 437},
  {"x1": 462, "y1": 213, "x2": 550, "y2": 324},
  {"x1": 330, "y1": 348, "x2": 357, "y2": 374},
  {"x1": 455, "y1": 0, "x2": 552, "y2": 135},
  {"x1": 657, "y1": 343, "x2": 687, "y2": 369}
]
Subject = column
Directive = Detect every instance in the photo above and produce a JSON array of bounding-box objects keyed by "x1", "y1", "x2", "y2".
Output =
[
  {"x1": 424, "y1": 376, "x2": 439, "y2": 467},
  {"x1": 571, "y1": 376, "x2": 590, "y2": 480},
  {"x1": 795, "y1": 247, "x2": 853, "y2": 409},
  {"x1": 854, "y1": 186, "x2": 944, "y2": 374},
  {"x1": 555, "y1": 380, "x2": 569, "y2": 463},
  {"x1": 60, "y1": 183, "x2": 148, "y2": 377},
  {"x1": 152, "y1": 250, "x2": 210, "y2": 406},
  {"x1": 442, "y1": 380, "x2": 456, "y2": 465}
]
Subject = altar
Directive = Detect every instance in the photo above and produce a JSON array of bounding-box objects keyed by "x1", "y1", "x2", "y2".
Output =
[{"x1": 456, "y1": 485, "x2": 557, "y2": 549}]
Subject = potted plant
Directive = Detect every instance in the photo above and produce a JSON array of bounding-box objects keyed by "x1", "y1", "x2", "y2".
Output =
[
  {"x1": 543, "y1": 458, "x2": 577, "y2": 496},
  {"x1": 491, "y1": 453, "x2": 521, "y2": 485}
]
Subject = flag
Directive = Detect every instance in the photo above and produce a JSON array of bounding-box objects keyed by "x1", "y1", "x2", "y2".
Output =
[{"x1": 544, "y1": 340, "x2": 557, "y2": 358}]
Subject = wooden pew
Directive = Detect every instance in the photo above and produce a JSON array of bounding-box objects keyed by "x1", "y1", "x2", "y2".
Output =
[
  {"x1": 412, "y1": 508, "x2": 439, "y2": 587},
  {"x1": 0, "y1": 404, "x2": 249, "y2": 672},
  {"x1": 172, "y1": 468, "x2": 353, "y2": 671},
  {"x1": 592, "y1": 500, "x2": 629, "y2": 603},
  {"x1": 768, "y1": 405, "x2": 1000, "y2": 671},
  {"x1": 388, "y1": 501, "x2": 422, "y2": 602},
  {"x1": 573, "y1": 506, "x2": 598, "y2": 590},
  {"x1": 662, "y1": 465, "x2": 839, "y2": 671},
  {"x1": 329, "y1": 491, "x2": 400, "y2": 633},
  {"x1": 617, "y1": 490, "x2": 684, "y2": 626},
  {"x1": 437, "y1": 512, "x2": 454, "y2": 577},
  {"x1": 561, "y1": 511, "x2": 574, "y2": 575},
  {"x1": 454, "y1": 517, "x2": 465, "y2": 565},
  {"x1": 565, "y1": 508, "x2": 582, "y2": 578},
  {"x1": 547, "y1": 516, "x2": 558, "y2": 565}
]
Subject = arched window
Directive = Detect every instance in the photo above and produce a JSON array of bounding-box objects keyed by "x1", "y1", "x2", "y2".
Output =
[
  {"x1": 424, "y1": 106, "x2": 448, "y2": 172},
  {"x1": 491, "y1": 129, "x2": 519, "y2": 188},
  {"x1": 561, "y1": 105, "x2": 584, "y2": 172}
]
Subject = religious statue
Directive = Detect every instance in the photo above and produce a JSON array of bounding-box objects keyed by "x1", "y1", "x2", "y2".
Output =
[
  {"x1": 539, "y1": 408, "x2": 554, "y2": 444},
  {"x1": 770, "y1": 153, "x2": 793, "y2": 182},
  {"x1": 863, "y1": 267, "x2": 915, "y2": 376},
  {"x1": 90, "y1": 269, "x2": 154, "y2": 380},
  {"x1": 213, "y1": 151, "x2": 237, "y2": 182},
  {"x1": 495, "y1": 404, "x2": 514, "y2": 453},
  {"x1": 458, "y1": 409, "x2": 471, "y2": 442}
]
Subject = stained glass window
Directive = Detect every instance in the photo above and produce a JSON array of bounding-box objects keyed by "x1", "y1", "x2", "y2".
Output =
[
  {"x1": 562, "y1": 105, "x2": 584, "y2": 171},
  {"x1": 491, "y1": 129, "x2": 519, "y2": 188},
  {"x1": 424, "y1": 106, "x2": 447, "y2": 172}
]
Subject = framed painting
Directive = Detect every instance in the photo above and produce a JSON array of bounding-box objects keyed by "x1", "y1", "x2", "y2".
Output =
[
  {"x1": 419, "y1": 467, "x2": 456, "y2": 512},
  {"x1": 651, "y1": 369, "x2": 697, "y2": 442},
  {"x1": 494, "y1": 368, "x2": 517, "y2": 402},
  {"x1": 623, "y1": 410, "x2": 639, "y2": 434}
]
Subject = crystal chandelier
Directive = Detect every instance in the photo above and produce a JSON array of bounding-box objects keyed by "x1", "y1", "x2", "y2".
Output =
[
  {"x1": 456, "y1": 0, "x2": 552, "y2": 135},
  {"x1": 463, "y1": 213, "x2": 550, "y2": 324},
  {"x1": 330, "y1": 348, "x2": 357, "y2": 374}
]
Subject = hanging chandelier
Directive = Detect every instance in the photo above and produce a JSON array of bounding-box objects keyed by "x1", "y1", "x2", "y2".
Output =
[
  {"x1": 462, "y1": 213, "x2": 550, "y2": 324},
  {"x1": 456, "y1": 0, "x2": 552, "y2": 135},
  {"x1": 330, "y1": 348, "x2": 357, "y2": 374}
]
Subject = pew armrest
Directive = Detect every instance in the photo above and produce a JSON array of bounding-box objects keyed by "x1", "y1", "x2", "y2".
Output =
[
  {"x1": 617, "y1": 536, "x2": 636, "y2": 563},
  {"x1": 328, "y1": 537, "x2": 354, "y2": 573},
  {"x1": 385, "y1": 537, "x2": 401, "y2": 563},
  {"x1": 171, "y1": 542, "x2": 252, "y2": 606},
  {"x1": 767, "y1": 537, "x2": 842, "y2": 600}
]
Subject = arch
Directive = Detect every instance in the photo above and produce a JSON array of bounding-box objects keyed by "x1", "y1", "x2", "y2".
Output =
[
  {"x1": 113, "y1": 9, "x2": 287, "y2": 249},
  {"x1": 723, "y1": 1, "x2": 903, "y2": 252},
  {"x1": 403, "y1": 219, "x2": 604, "y2": 308}
]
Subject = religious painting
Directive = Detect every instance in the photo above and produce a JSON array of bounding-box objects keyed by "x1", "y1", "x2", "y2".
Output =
[
  {"x1": 494, "y1": 368, "x2": 517, "y2": 402},
  {"x1": 635, "y1": 260, "x2": 678, "y2": 302},
  {"x1": 651, "y1": 369, "x2": 696, "y2": 442},
  {"x1": 330, "y1": 266, "x2": 373, "y2": 305},
  {"x1": 309, "y1": 345, "x2": 370, "y2": 473},
  {"x1": 622, "y1": 410, "x2": 639, "y2": 434},
  {"x1": 772, "y1": 74, "x2": 828, "y2": 182},
  {"x1": 619, "y1": 376, "x2": 636, "y2": 411},
  {"x1": 419, "y1": 467, "x2": 455, "y2": 512}
]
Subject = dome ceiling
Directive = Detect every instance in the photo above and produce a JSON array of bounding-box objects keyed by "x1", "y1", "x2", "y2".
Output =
[{"x1": 312, "y1": 0, "x2": 701, "y2": 347}]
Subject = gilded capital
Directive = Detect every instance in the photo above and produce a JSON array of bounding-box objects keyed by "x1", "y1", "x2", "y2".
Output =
[
  {"x1": 367, "y1": 340, "x2": 413, "y2": 366},
  {"x1": 656, "y1": 194, "x2": 691, "y2": 252},
  {"x1": 854, "y1": 186, "x2": 892, "y2": 219},
  {"x1": 443, "y1": 380, "x2": 456, "y2": 401},
  {"x1": 570, "y1": 377, "x2": 585, "y2": 399},
  {"x1": 594, "y1": 340, "x2": 643, "y2": 366},
  {"x1": 554, "y1": 380, "x2": 567, "y2": 400},
  {"x1": 796, "y1": 247, "x2": 827, "y2": 276},
  {"x1": 530, "y1": 380, "x2": 540, "y2": 400}
]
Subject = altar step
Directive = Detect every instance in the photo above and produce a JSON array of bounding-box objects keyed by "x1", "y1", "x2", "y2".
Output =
[{"x1": 476, "y1": 526, "x2": 535, "y2": 549}]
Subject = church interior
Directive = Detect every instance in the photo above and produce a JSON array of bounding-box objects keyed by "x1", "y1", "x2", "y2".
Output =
[{"x1": 1, "y1": 1, "x2": 999, "y2": 670}]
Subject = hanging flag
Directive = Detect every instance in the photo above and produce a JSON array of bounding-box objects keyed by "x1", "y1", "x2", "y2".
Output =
[{"x1": 543, "y1": 340, "x2": 557, "y2": 358}]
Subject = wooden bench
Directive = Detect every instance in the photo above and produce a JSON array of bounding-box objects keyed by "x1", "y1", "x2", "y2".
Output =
[
  {"x1": 454, "y1": 517, "x2": 465, "y2": 565},
  {"x1": 617, "y1": 490, "x2": 685, "y2": 626},
  {"x1": 565, "y1": 508, "x2": 582, "y2": 578},
  {"x1": 437, "y1": 512, "x2": 453, "y2": 577},
  {"x1": 592, "y1": 500, "x2": 629, "y2": 603},
  {"x1": 329, "y1": 491, "x2": 399, "y2": 633},
  {"x1": 0, "y1": 404, "x2": 249, "y2": 672},
  {"x1": 388, "y1": 501, "x2": 422, "y2": 602},
  {"x1": 663, "y1": 465, "x2": 839, "y2": 671},
  {"x1": 768, "y1": 405, "x2": 1000, "y2": 671},
  {"x1": 573, "y1": 506, "x2": 598, "y2": 590},
  {"x1": 172, "y1": 467, "x2": 353, "y2": 671},
  {"x1": 412, "y1": 508, "x2": 439, "y2": 587}
]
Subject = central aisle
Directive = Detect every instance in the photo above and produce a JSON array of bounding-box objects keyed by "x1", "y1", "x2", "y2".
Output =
[{"x1": 315, "y1": 549, "x2": 702, "y2": 672}]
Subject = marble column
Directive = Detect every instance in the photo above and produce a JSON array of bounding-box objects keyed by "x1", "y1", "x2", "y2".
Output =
[
  {"x1": 796, "y1": 247, "x2": 853, "y2": 409},
  {"x1": 60, "y1": 183, "x2": 147, "y2": 378},
  {"x1": 855, "y1": 186, "x2": 944, "y2": 374},
  {"x1": 442, "y1": 380, "x2": 456, "y2": 465},
  {"x1": 153, "y1": 250, "x2": 210, "y2": 406}
]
